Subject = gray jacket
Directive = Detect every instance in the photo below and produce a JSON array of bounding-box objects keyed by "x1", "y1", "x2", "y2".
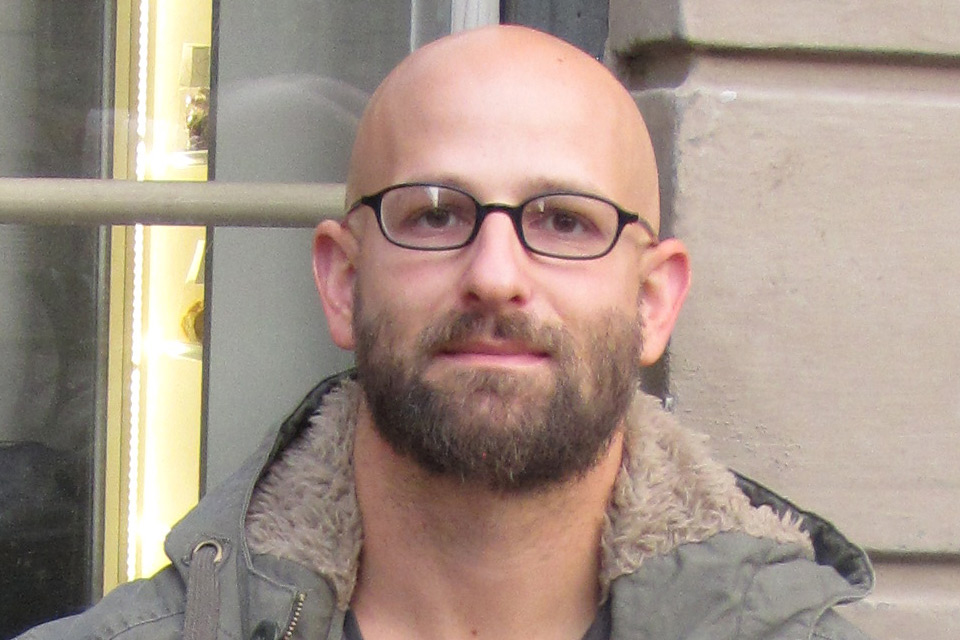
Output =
[{"x1": 20, "y1": 372, "x2": 875, "y2": 640}]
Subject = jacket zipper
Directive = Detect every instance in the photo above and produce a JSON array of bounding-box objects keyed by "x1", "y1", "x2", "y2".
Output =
[{"x1": 282, "y1": 592, "x2": 306, "y2": 640}]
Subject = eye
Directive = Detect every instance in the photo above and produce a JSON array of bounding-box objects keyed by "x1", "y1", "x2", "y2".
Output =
[
  {"x1": 389, "y1": 200, "x2": 476, "y2": 242},
  {"x1": 417, "y1": 207, "x2": 458, "y2": 229},
  {"x1": 401, "y1": 205, "x2": 471, "y2": 231},
  {"x1": 543, "y1": 209, "x2": 589, "y2": 234},
  {"x1": 525, "y1": 204, "x2": 600, "y2": 237}
]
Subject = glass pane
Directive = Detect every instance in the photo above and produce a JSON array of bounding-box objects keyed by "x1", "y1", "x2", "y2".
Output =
[
  {"x1": 203, "y1": 0, "x2": 459, "y2": 490},
  {"x1": 0, "y1": 0, "x2": 109, "y2": 636}
]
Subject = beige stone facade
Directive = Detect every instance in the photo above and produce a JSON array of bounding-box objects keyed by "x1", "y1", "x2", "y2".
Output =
[{"x1": 609, "y1": 1, "x2": 960, "y2": 638}]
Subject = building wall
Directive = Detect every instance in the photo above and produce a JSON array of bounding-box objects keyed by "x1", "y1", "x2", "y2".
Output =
[{"x1": 608, "y1": 1, "x2": 960, "y2": 638}]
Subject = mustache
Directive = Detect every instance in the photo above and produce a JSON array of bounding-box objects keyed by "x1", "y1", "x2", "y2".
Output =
[{"x1": 416, "y1": 310, "x2": 571, "y2": 358}]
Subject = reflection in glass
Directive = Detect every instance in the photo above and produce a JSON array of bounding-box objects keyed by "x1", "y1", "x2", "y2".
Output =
[
  {"x1": 0, "y1": 229, "x2": 104, "y2": 638},
  {"x1": 0, "y1": 0, "x2": 109, "y2": 636}
]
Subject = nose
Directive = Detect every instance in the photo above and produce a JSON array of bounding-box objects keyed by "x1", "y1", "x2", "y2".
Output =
[{"x1": 458, "y1": 211, "x2": 532, "y2": 309}]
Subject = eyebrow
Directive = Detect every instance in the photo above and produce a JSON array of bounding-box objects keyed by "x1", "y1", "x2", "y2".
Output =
[
  {"x1": 404, "y1": 174, "x2": 608, "y2": 200},
  {"x1": 523, "y1": 177, "x2": 606, "y2": 196}
]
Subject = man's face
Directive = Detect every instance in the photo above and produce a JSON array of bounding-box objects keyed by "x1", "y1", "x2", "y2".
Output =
[{"x1": 318, "y1": 29, "x2": 675, "y2": 491}]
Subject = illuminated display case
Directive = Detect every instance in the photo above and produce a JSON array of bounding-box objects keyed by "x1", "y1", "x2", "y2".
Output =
[{"x1": 106, "y1": 0, "x2": 212, "y2": 589}]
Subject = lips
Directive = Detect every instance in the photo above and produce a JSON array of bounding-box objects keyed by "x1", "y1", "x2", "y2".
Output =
[
  {"x1": 433, "y1": 338, "x2": 552, "y2": 370},
  {"x1": 439, "y1": 339, "x2": 549, "y2": 358}
]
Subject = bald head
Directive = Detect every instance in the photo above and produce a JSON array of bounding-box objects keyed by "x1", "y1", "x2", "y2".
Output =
[
  {"x1": 346, "y1": 25, "x2": 661, "y2": 233},
  {"x1": 315, "y1": 25, "x2": 690, "y2": 403}
]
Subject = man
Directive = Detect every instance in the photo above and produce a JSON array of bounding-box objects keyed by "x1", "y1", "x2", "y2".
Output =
[{"x1": 21, "y1": 25, "x2": 874, "y2": 640}]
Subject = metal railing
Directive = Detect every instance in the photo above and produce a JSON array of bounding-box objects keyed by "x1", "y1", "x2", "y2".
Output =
[{"x1": 0, "y1": 178, "x2": 346, "y2": 227}]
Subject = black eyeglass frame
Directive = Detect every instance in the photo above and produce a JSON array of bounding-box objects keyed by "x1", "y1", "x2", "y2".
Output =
[{"x1": 345, "y1": 182, "x2": 659, "y2": 260}]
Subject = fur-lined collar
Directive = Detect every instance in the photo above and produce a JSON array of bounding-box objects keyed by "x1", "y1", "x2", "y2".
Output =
[{"x1": 246, "y1": 380, "x2": 812, "y2": 610}]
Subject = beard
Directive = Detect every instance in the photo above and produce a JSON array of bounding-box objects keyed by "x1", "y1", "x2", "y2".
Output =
[{"x1": 353, "y1": 297, "x2": 643, "y2": 494}]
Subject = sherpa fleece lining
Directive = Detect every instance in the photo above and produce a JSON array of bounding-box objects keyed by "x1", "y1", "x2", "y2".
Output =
[{"x1": 246, "y1": 380, "x2": 813, "y2": 610}]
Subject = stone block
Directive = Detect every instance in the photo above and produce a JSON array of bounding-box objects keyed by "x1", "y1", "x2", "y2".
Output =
[
  {"x1": 631, "y1": 55, "x2": 960, "y2": 553},
  {"x1": 610, "y1": 0, "x2": 960, "y2": 55},
  {"x1": 844, "y1": 559, "x2": 960, "y2": 639}
]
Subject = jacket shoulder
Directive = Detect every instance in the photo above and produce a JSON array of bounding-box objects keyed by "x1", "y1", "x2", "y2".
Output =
[{"x1": 16, "y1": 567, "x2": 187, "y2": 640}]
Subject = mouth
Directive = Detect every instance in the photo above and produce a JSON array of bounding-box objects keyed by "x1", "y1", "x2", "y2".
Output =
[{"x1": 435, "y1": 340, "x2": 552, "y2": 367}]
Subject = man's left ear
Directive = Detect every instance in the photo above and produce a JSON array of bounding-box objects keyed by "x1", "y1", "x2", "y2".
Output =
[{"x1": 638, "y1": 238, "x2": 691, "y2": 366}]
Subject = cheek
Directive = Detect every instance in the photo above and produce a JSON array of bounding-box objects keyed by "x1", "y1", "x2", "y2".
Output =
[
  {"x1": 354, "y1": 249, "x2": 455, "y2": 334},
  {"x1": 548, "y1": 261, "x2": 643, "y2": 319}
]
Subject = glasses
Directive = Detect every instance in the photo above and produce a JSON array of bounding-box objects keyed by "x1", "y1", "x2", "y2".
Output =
[{"x1": 345, "y1": 183, "x2": 658, "y2": 260}]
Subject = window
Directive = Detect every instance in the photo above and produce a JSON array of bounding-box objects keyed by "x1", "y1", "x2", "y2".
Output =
[
  {"x1": 0, "y1": 1, "x2": 505, "y2": 636},
  {"x1": 0, "y1": 1, "x2": 109, "y2": 635}
]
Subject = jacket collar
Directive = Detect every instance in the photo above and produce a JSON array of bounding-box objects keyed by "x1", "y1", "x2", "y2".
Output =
[{"x1": 164, "y1": 370, "x2": 873, "y2": 635}]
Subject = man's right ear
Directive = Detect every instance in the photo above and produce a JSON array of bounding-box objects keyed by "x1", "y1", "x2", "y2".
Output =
[{"x1": 313, "y1": 219, "x2": 359, "y2": 350}]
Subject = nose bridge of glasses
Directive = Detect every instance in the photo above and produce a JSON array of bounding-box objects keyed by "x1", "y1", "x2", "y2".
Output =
[{"x1": 475, "y1": 201, "x2": 527, "y2": 240}]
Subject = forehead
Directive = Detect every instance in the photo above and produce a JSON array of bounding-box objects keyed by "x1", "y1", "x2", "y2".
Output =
[{"x1": 347, "y1": 28, "x2": 658, "y2": 222}]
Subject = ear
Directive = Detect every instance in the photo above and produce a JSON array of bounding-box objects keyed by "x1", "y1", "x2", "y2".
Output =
[
  {"x1": 313, "y1": 219, "x2": 360, "y2": 350},
  {"x1": 638, "y1": 238, "x2": 691, "y2": 366}
]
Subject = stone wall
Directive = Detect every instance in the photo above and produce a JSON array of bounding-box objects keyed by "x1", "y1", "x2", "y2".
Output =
[{"x1": 609, "y1": 1, "x2": 960, "y2": 637}]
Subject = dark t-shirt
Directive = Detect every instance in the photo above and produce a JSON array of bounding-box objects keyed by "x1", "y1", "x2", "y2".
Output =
[{"x1": 342, "y1": 599, "x2": 611, "y2": 640}]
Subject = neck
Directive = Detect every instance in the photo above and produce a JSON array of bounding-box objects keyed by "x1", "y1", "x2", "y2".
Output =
[{"x1": 350, "y1": 400, "x2": 623, "y2": 640}]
